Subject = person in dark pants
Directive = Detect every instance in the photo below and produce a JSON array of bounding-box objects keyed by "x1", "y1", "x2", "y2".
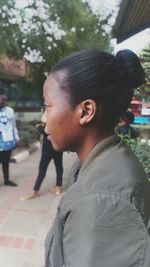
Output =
[
  {"x1": 0, "y1": 150, "x2": 13, "y2": 183},
  {"x1": 21, "y1": 123, "x2": 63, "y2": 200},
  {"x1": 0, "y1": 93, "x2": 19, "y2": 186}
]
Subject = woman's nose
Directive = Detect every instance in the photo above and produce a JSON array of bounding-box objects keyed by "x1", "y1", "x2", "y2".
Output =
[{"x1": 41, "y1": 112, "x2": 46, "y2": 123}]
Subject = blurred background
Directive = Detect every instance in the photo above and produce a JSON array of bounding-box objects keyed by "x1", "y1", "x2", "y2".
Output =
[{"x1": 0, "y1": 0, "x2": 150, "y2": 173}]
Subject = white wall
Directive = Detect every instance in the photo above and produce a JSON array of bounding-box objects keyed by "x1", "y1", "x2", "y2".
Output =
[{"x1": 15, "y1": 111, "x2": 42, "y2": 121}]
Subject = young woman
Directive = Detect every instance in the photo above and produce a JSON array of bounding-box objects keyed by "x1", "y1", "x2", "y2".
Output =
[{"x1": 43, "y1": 49, "x2": 150, "y2": 267}]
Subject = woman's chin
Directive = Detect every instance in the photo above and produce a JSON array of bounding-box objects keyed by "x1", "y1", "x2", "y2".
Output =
[
  {"x1": 51, "y1": 142, "x2": 63, "y2": 152},
  {"x1": 54, "y1": 144, "x2": 70, "y2": 153},
  {"x1": 47, "y1": 136, "x2": 71, "y2": 152}
]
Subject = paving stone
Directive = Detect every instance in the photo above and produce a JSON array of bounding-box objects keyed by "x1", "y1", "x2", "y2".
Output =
[{"x1": 0, "y1": 148, "x2": 77, "y2": 267}]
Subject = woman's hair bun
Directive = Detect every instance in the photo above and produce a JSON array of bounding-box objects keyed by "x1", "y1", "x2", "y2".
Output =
[{"x1": 115, "y1": 49, "x2": 145, "y2": 88}]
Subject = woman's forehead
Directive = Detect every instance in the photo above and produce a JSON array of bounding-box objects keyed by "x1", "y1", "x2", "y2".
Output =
[
  {"x1": 43, "y1": 74, "x2": 69, "y2": 102},
  {"x1": 44, "y1": 74, "x2": 60, "y2": 91}
]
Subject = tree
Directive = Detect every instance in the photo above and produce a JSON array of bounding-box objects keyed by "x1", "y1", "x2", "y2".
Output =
[
  {"x1": 0, "y1": 0, "x2": 24, "y2": 59},
  {"x1": 140, "y1": 45, "x2": 150, "y2": 77},
  {"x1": 135, "y1": 45, "x2": 150, "y2": 101},
  {"x1": 0, "y1": 0, "x2": 112, "y2": 103}
]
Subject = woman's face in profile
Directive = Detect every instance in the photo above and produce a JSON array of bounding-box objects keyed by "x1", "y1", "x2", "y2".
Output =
[{"x1": 43, "y1": 72, "x2": 82, "y2": 152}]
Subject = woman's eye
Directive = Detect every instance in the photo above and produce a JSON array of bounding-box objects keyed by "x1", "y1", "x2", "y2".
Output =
[
  {"x1": 47, "y1": 105, "x2": 52, "y2": 109},
  {"x1": 44, "y1": 104, "x2": 51, "y2": 111}
]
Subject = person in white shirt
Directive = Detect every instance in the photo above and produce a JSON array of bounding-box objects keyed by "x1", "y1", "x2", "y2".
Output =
[{"x1": 0, "y1": 93, "x2": 19, "y2": 186}]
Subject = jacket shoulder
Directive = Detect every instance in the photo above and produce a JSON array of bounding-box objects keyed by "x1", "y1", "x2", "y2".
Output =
[{"x1": 5, "y1": 106, "x2": 14, "y2": 113}]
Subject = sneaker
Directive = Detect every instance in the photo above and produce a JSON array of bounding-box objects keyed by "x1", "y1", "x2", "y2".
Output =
[
  {"x1": 20, "y1": 191, "x2": 40, "y2": 201},
  {"x1": 4, "y1": 180, "x2": 18, "y2": 187},
  {"x1": 50, "y1": 186, "x2": 61, "y2": 195}
]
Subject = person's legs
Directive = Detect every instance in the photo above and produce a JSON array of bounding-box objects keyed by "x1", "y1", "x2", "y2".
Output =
[
  {"x1": 53, "y1": 152, "x2": 63, "y2": 186},
  {"x1": 33, "y1": 154, "x2": 52, "y2": 191},
  {"x1": 21, "y1": 153, "x2": 52, "y2": 200},
  {"x1": 2, "y1": 150, "x2": 17, "y2": 186},
  {"x1": 50, "y1": 152, "x2": 63, "y2": 195},
  {"x1": 2, "y1": 150, "x2": 11, "y2": 180}
]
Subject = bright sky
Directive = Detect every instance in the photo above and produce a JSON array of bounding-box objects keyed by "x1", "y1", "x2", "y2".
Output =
[
  {"x1": 113, "y1": 29, "x2": 150, "y2": 55},
  {"x1": 88, "y1": 0, "x2": 150, "y2": 54}
]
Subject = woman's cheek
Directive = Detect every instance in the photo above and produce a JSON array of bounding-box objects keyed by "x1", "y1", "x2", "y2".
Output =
[{"x1": 44, "y1": 113, "x2": 52, "y2": 132}]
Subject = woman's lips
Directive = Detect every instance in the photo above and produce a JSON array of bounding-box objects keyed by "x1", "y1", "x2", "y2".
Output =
[{"x1": 47, "y1": 135, "x2": 52, "y2": 141}]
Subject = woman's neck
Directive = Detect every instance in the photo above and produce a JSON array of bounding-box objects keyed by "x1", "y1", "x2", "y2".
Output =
[{"x1": 77, "y1": 130, "x2": 114, "y2": 164}]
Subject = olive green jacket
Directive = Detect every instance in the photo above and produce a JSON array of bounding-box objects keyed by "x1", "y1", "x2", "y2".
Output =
[{"x1": 45, "y1": 135, "x2": 150, "y2": 267}]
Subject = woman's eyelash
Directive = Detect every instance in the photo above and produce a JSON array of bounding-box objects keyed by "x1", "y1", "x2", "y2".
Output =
[{"x1": 43, "y1": 104, "x2": 51, "y2": 110}]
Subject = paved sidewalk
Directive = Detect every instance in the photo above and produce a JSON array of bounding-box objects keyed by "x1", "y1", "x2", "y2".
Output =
[{"x1": 0, "y1": 148, "x2": 77, "y2": 267}]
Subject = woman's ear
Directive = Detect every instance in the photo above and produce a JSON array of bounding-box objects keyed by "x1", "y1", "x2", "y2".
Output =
[{"x1": 79, "y1": 99, "x2": 97, "y2": 126}]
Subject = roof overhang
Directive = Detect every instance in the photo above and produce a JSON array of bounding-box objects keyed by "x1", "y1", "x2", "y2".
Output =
[{"x1": 112, "y1": 0, "x2": 150, "y2": 43}]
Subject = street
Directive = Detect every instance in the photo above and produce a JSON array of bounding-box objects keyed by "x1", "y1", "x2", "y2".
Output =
[{"x1": 0, "y1": 148, "x2": 77, "y2": 267}]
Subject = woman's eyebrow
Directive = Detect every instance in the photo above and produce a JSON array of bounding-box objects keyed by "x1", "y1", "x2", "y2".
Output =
[
  {"x1": 43, "y1": 103, "x2": 51, "y2": 109},
  {"x1": 44, "y1": 103, "x2": 49, "y2": 107}
]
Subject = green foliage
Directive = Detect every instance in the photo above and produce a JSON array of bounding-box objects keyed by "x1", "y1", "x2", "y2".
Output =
[
  {"x1": 135, "y1": 45, "x2": 150, "y2": 101},
  {"x1": 0, "y1": 0, "x2": 112, "y2": 98},
  {"x1": 0, "y1": 0, "x2": 24, "y2": 58},
  {"x1": 123, "y1": 137, "x2": 150, "y2": 178},
  {"x1": 140, "y1": 45, "x2": 150, "y2": 77},
  {"x1": 16, "y1": 120, "x2": 40, "y2": 148},
  {"x1": 48, "y1": 0, "x2": 110, "y2": 53},
  {"x1": 6, "y1": 100, "x2": 17, "y2": 109}
]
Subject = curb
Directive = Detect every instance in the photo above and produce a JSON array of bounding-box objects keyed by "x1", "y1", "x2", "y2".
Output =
[{"x1": 10, "y1": 142, "x2": 41, "y2": 163}]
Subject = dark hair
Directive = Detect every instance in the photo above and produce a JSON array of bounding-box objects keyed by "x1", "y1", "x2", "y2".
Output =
[
  {"x1": 0, "y1": 89, "x2": 5, "y2": 95},
  {"x1": 51, "y1": 49, "x2": 145, "y2": 129},
  {"x1": 121, "y1": 111, "x2": 135, "y2": 124}
]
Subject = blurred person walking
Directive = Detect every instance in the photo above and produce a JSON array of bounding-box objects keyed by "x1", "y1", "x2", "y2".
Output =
[
  {"x1": 21, "y1": 116, "x2": 63, "y2": 200},
  {"x1": 0, "y1": 93, "x2": 19, "y2": 186}
]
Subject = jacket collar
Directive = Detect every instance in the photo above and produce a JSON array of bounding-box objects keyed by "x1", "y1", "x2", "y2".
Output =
[{"x1": 79, "y1": 134, "x2": 120, "y2": 177}]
